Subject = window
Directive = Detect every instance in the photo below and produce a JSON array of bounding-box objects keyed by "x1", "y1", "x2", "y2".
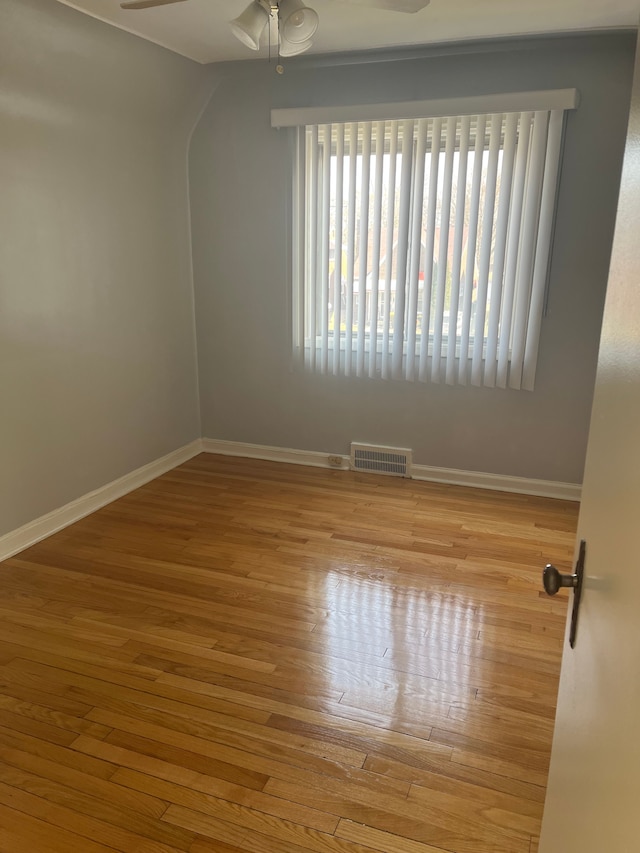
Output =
[{"x1": 274, "y1": 90, "x2": 577, "y2": 390}]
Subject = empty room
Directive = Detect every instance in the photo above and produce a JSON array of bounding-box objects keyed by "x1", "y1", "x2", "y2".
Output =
[{"x1": 2, "y1": 0, "x2": 640, "y2": 851}]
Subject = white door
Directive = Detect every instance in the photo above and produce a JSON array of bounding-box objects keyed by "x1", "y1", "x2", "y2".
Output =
[{"x1": 539, "y1": 26, "x2": 640, "y2": 853}]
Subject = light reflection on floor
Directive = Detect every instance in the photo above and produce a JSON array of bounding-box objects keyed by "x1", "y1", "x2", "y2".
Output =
[{"x1": 317, "y1": 568, "x2": 483, "y2": 727}]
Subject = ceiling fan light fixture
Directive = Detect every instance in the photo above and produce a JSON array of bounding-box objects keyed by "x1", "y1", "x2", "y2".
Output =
[
  {"x1": 278, "y1": 34, "x2": 313, "y2": 56},
  {"x1": 230, "y1": 1, "x2": 269, "y2": 50},
  {"x1": 278, "y1": 0, "x2": 319, "y2": 44}
]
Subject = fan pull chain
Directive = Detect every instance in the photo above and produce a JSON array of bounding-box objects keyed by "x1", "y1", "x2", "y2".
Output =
[{"x1": 275, "y1": 4, "x2": 284, "y2": 74}]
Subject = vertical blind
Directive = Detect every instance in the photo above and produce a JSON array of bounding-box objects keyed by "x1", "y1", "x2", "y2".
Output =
[{"x1": 281, "y1": 93, "x2": 575, "y2": 390}]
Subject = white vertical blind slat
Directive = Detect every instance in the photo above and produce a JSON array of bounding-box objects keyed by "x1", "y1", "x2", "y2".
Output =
[
  {"x1": 483, "y1": 112, "x2": 519, "y2": 387},
  {"x1": 307, "y1": 126, "x2": 319, "y2": 372},
  {"x1": 344, "y1": 122, "x2": 358, "y2": 377},
  {"x1": 418, "y1": 118, "x2": 443, "y2": 381},
  {"x1": 431, "y1": 116, "x2": 457, "y2": 382},
  {"x1": 497, "y1": 111, "x2": 533, "y2": 388},
  {"x1": 292, "y1": 128, "x2": 306, "y2": 368},
  {"x1": 381, "y1": 121, "x2": 399, "y2": 379},
  {"x1": 521, "y1": 109, "x2": 564, "y2": 391},
  {"x1": 406, "y1": 119, "x2": 428, "y2": 381},
  {"x1": 471, "y1": 113, "x2": 502, "y2": 386},
  {"x1": 457, "y1": 114, "x2": 486, "y2": 385},
  {"x1": 332, "y1": 123, "x2": 344, "y2": 376},
  {"x1": 509, "y1": 111, "x2": 549, "y2": 389},
  {"x1": 320, "y1": 124, "x2": 331, "y2": 373},
  {"x1": 356, "y1": 122, "x2": 372, "y2": 377},
  {"x1": 392, "y1": 120, "x2": 415, "y2": 379},
  {"x1": 369, "y1": 121, "x2": 386, "y2": 378},
  {"x1": 445, "y1": 115, "x2": 471, "y2": 384}
]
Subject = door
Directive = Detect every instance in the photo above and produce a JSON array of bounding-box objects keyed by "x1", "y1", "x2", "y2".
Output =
[{"x1": 539, "y1": 26, "x2": 640, "y2": 853}]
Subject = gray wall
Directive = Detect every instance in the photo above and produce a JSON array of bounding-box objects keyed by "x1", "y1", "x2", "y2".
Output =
[
  {"x1": 190, "y1": 34, "x2": 634, "y2": 484},
  {"x1": 0, "y1": 0, "x2": 215, "y2": 536}
]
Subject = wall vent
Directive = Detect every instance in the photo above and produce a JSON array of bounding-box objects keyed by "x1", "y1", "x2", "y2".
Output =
[{"x1": 350, "y1": 443, "x2": 412, "y2": 478}]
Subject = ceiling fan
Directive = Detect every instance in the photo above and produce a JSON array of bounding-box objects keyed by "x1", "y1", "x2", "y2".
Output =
[{"x1": 119, "y1": 0, "x2": 431, "y2": 58}]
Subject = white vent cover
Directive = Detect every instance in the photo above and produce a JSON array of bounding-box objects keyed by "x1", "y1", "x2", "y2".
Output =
[{"x1": 350, "y1": 443, "x2": 412, "y2": 478}]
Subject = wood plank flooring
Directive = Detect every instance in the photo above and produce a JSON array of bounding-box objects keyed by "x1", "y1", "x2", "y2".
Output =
[{"x1": 0, "y1": 453, "x2": 579, "y2": 853}]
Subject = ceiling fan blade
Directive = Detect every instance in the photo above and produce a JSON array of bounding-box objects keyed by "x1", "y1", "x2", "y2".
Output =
[
  {"x1": 120, "y1": 0, "x2": 188, "y2": 10},
  {"x1": 332, "y1": 0, "x2": 430, "y2": 12}
]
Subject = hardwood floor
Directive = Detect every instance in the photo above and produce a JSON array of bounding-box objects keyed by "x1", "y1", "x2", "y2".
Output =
[{"x1": 0, "y1": 453, "x2": 578, "y2": 853}]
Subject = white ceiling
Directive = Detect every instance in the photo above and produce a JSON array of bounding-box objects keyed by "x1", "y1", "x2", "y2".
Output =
[{"x1": 57, "y1": 0, "x2": 638, "y2": 64}]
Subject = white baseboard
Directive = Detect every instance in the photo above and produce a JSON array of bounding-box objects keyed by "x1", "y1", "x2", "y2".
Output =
[
  {"x1": 202, "y1": 438, "x2": 581, "y2": 501},
  {"x1": 411, "y1": 464, "x2": 581, "y2": 501},
  {"x1": 0, "y1": 439, "x2": 203, "y2": 562},
  {"x1": 201, "y1": 438, "x2": 348, "y2": 470}
]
